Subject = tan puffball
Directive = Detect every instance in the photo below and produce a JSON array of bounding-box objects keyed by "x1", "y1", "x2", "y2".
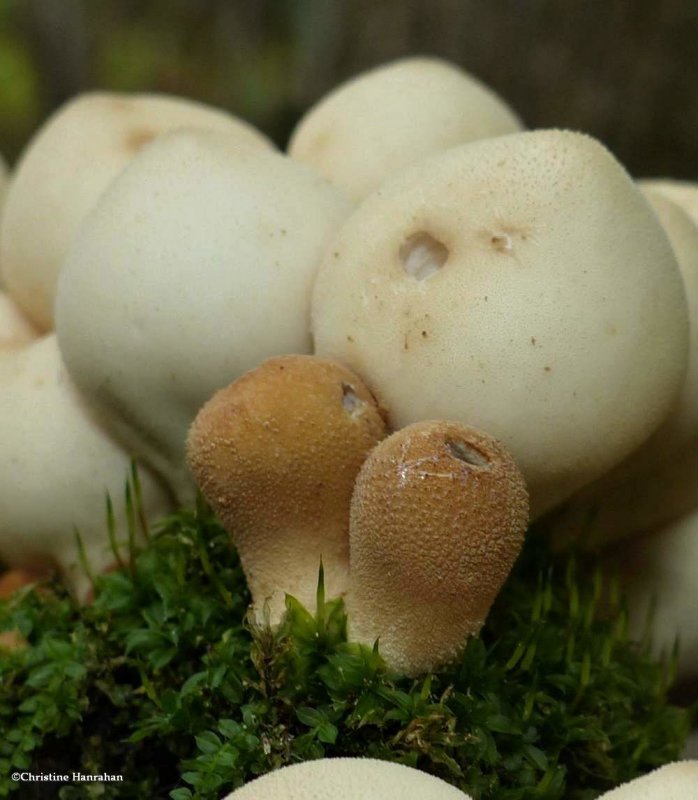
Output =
[
  {"x1": 288, "y1": 57, "x2": 522, "y2": 201},
  {"x1": 312, "y1": 130, "x2": 688, "y2": 517},
  {"x1": 348, "y1": 420, "x2": 528, "y2": 676},
  {"x1": 597, "y1": 761, "x2": 698, "y2": 798},
  {"x1": 0, "y1": 291, "x2": 38, "y2": 349},
  {"x1": 221, "y1": 758, "x2": 472, "y2": 800},
  {"x1": 0, "y1": 92, "x2": 273, "y2": 331},
  {"x1": 187, "y1": 355, "x2": 387, "y2": 623}
]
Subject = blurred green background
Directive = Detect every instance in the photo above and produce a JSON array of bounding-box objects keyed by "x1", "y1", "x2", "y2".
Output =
[{"x1": 0, "y1": 0, "x2": 697, "y2": 178}]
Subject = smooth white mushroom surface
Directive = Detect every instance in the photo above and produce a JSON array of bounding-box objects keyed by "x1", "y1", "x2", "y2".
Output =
[
  {"x1": 0, "y1": 335, "x2": 172, "y2": 599},
  {"x1": 221, "y1": 758, "x2": 471, "y2": 799},
  {"x1": 56, "y1": 129, "x2": 352, "y2": 502},
  {"x1": 0, "y1": 91, "x2": 273, "y2": 331},
  {"x1": 288, "y1": 56, "x2": 522, "y2": 202},
  {"x1": 605, "y1": 507, "x2": 698, "y2": 683},
  {"x1": 312, "y1": 129, "x2": 688, "y2": 517},
  {"x1": 598, "y1": 761, "x2": 698, "y2": 798},
  {"x1": 0, "y1": 291, "x2": 38, "y2": 349},
  {"x1": 640, "y1": 179, "x2": 698, "y2": 227},
  {"x1": 547, "y1": 189, "x2": 698, "y2": 548}
]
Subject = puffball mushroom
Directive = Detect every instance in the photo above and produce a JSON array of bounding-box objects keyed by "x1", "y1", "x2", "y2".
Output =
[
  {"x1": 312, "y1": 130, "x2": 688, "y2": 517},
  {"x1": 0, "y1": 92, "x2": 273, "y2": 331},
  {"x1": 547, "y1": 189, "x2": 698, "y2": 548},
  {"x1": 56, "y1": 129, "x2": 351, "y2": 502},
  {"x1": 0, "y1": 335, "x2": 172, "y2": 599},
  {"x1": 605, "y1": 507, "x2": 698, "y2": 683},
  {"x1": 0, "y1": 291, "x2": 38, "y2": 349},
  {"x1": 0, "y1": 152, "x2": 8, "y2": 212},
  {"x1": 187, "y1": 355, "x2": 387, "y2": 622},
  {"x1": 288, "y1": 56, "x2": 523, "y2": 201},
  {"x1": 221, "y1": 758, "x2": 472, "y2": 800},
  {"x1": 348, "y1": 420, "x2": 528, "y2": 676},
  {"x1": 640, "y1": 179, "x2": 698, "y2": 227},
  {"x1": 597, "y1": 761, "x2": 698, "y2": 798}
]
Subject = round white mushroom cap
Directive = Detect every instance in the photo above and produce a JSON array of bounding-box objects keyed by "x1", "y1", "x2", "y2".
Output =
[
  {"x1": 221, "y1": 758, "x2": 472, "y2": 800},
  {"x1": 288, "y1": 56, "x2": 523, "y2": 202},
  {"x1": 598, "y1": 761, "x2": 698, "y2": 798},
  {"x1": 605, "y1": 507, "x2": 698, "y2": 683},
  {"x1": 56, "y1": 129, "x2": 352, "y2": 502},
  {"x1": 0, "y1": 91, "x2": 273, "y2": 331},
  {"x1": 0, "y1": 335, "x2": 172, "y2": 599},
  {"x1": 546, "y1": 189, "x2": 698, "y2": 548},
  {"x1": 640, "y1": 179, "x2": 698, "y2": 227},
  {"x1": 312, "y1": 129, "x2": 688, "y2": 517},
  {"x1": 0, "y1": 291, "x2": 38, "y2": 350}
]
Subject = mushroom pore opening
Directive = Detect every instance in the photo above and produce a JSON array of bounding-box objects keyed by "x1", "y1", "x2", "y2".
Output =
[
  {"x1": 341, "y1": 382, "x2": 363, "y2": 413},
  {"x1": 446, "y1": 438, "x2": 490, "y2": 467},
  {"x1": 399, "y1": 232, "x2": 449, "y2": 281}
]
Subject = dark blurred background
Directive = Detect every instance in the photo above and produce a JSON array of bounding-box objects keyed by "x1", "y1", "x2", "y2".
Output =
[{"x1": 0, "y1": 0, "x2": 696, "y2": 178}]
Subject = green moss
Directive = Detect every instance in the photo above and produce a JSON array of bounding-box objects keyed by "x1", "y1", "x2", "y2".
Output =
[{"x1": 0, "y1": 490, "x2": 693, "y2": 800}]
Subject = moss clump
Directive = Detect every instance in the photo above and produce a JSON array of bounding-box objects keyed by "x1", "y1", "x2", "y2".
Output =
[{"x1": 0, "y1": 493, "x2": 693, "y2": 800}]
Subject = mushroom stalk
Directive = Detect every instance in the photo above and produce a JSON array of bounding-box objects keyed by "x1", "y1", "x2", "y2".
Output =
[
  {"x1": 187, "y1": 355, "x2": 387, "y2": 623},
  {"x1": 348, "y1": 420, "x2": 528, "y2": 676}
]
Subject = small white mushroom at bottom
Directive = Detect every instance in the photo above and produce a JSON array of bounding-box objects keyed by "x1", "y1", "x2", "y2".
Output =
[
  {"x1": 0, "y1": 335, "x2": 172, "y2": 599},
  {"x1": 597, "y1": 761, "x2": 698, "y2": 798},
  {"x1": 221, "y1": 758, "x2": 472, "y2": 799},
  {"x1": 347, "y1": 420, "x2": 529, "y2": 676}
]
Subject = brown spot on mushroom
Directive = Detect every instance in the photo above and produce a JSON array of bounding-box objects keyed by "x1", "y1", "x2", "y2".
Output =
[
  {"x1": 186, "y1": 355, "x2": 387, "y2": 622},
  {"x1": 348, "y1": 420, "x2": 528, "y2": 675},
  {"x1": 125, "y1": 128, "x2": 157, "y2": 153}
]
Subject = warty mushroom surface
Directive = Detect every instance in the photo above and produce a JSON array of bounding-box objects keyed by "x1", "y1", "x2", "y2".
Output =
[
  {"x1": 55, "y1": 129, "x2": 351, "y2": 503},
  {"x1": 312, "y1": 129, "x2": 688, "y2": 517},
  {"x1": 0, "y1": 91, "x2": 273, "y2": 331},
  {"x1": 187, "y1": 355, "x2": 387, "y2": 623},
  {"x1": 289, "y1": 56, "x2": 523, "y2": 202},
  {"x1": 348, "y1": 420, "x2": 528, "y2": 676},
  {"x1": 221, "y1": 758, "x2": 472, "y2": 799}
]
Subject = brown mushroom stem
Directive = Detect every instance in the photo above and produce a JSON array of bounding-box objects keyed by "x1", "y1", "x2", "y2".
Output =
[
  {"x1": 347, "y1": 420, "x2": 529, "y2": 676},
  {"x1": 186, "y1": 355, "x2": 387, "y2": 623}
]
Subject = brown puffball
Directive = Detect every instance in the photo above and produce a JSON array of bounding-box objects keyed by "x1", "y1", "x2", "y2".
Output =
[
  {"x1": 186, "y1": 355, "x2": 387, "y2": 622},
  {"x1": 348, "y1": 421, "x2": 529, "y2": 676}
]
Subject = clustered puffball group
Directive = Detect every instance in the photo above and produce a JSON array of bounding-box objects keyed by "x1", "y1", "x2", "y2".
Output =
[{"x1": 1, "y1": 55, "x2": 698, "y2": 790}]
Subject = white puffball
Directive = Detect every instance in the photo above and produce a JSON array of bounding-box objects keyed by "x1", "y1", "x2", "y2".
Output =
[
  {"x1": 0, "y1": 92, "x2": 273, "y2": 331},
  {"x1": 640, "y1": 179, "x2": 698, "y2": 227},
  {"x1": 0, "y1": 336, "x2": 172, "y2": 599},
  {"x1": 56, "y1": 129, "x2": 351, "y2": 501},
  {"x1": 0, "y1": 291, "x2": 38, "y2": 349},
  {"x1": 289, "y1": 57, "x2": 523, "y2": 202},
  {"x1": 222, "y1": 759, "x2": 471, "y2": 800},
  {"x1": 312, "y1": 130, "x2": 688, "y2": 516},
  {"x1": 598, "y1": 761, "x2": 698, "y2": 798}
]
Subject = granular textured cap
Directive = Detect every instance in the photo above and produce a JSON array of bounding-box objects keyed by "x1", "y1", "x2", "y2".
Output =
[
  {"x1": 187, "y1": 355, "x2": 387, "y2": 622},
  {"x1": 598, "y1": 761, "x2": 698, "y2": 798},
  {"x1": 222, "y1": 758, "x2": 472, "y2": 799},
  {"x1": 348, "y1": 420, "x2": 528, "y2": 676}
]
